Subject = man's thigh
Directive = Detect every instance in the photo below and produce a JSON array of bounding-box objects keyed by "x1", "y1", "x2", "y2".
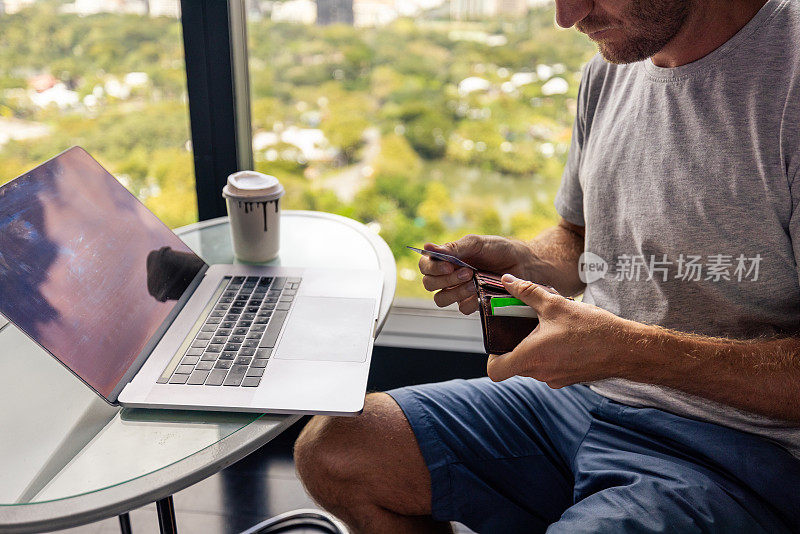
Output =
[
  {"x1": 386, "y1": 377, "x2": 600, "y2": 534},
  {"x1": 552, "y1": 399, "x2": 800, "y2": 534},
  {"x1": 550, "y1": 473, "x2": 783, "y2": 534}
]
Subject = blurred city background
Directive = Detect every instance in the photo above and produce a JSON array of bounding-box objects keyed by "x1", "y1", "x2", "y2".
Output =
[{"x1": 0, "y1": 0, "x2": 594, "y2": 298}]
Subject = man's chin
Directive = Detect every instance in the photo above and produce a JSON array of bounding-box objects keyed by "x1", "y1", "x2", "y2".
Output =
[{"x1": 596, "y1": 41, "x2": 656, "y2": 65}]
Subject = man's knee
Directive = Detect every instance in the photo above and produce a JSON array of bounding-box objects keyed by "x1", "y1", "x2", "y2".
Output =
[
  {"x1": 294, "y1": 413, "x2": 355, "y2": 497},
  {"x1": 294, "y1": 392, "x2": 431, "y2": 514},
  {"x1": 294, "y1": 393, "x2": 404, "y2": 490}
]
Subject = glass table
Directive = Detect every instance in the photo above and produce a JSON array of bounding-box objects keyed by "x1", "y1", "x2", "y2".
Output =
[{"x1": 0, "y1": 211, "x2": 396, "y2": 533}]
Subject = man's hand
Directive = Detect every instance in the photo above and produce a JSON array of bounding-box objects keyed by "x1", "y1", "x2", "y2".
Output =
[
  {"x1": 486, "y1": 274, "x2": 625, "y2": 387},
  {"x1": 419, "y1": 235, "x2": 533, "y2": 315},
  {"x1": 485, "y1": 277, "x2": 800, "y2": 423},
  {"x1": 418, "y1": 219, "x2": 586, "y2": 315}
]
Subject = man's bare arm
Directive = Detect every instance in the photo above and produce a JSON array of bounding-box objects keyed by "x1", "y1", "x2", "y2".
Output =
[
  {"x1": 620, "y1": 323, "x2": 800, "y2": 423},
  {"x1": 489, "y1": 276, "x2": 800, "y2": 423},
  {"x1": 523, "y1": 218, "x2": 585, "y2": 297}
]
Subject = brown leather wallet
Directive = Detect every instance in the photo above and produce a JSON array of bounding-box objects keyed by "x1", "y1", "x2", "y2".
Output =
[{"x1": 473, "y1": 270, "x2": 539, "y2": 354}]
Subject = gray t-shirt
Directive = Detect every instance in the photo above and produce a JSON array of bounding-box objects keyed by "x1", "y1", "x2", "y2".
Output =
[{"x1": 554, "y1": 0, "x2": 800, "y2": 457}]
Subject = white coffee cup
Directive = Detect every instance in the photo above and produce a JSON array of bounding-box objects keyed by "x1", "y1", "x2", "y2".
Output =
[{"x1": 223, "y1": 170, "x2": 285, "y2": 263}]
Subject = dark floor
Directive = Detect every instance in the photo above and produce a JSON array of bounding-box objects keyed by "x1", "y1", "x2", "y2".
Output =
[{"x1": 54, "y1": 347, "x2": 487, "y2": 534}]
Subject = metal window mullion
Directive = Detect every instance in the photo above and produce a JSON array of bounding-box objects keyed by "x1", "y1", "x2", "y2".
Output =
[
  {"x1": 180, "y1": 0, "x2": 253, "y2": 221},
  {"x1": 228, "y1": 0, "x2": 254, "y2": 173}
]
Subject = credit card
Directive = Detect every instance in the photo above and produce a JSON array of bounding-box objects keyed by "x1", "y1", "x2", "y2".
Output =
[
  {"x1": 406, "y1": 246, "x2": 477, "y2": 270},
  {"x1": 490, "y1": 296, "x2": 538, "y2": 318}
]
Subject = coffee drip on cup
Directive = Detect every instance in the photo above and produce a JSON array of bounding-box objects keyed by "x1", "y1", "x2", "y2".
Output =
[
  {"x1": 223, "y1": 171, "x2": 285, "y2": 263},
  {"x1": 223, "y1": 171, "x2": 284, "y2": 232},
  {"x1": 237, "y1": 198, "x2": 279, "y2": 232}
]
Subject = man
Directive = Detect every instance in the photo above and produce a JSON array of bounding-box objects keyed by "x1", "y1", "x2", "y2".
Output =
[{"x1": 294, "y1": 0, "x2": 800, "y2": 531}]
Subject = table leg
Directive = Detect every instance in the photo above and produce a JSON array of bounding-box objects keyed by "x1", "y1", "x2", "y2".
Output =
[
  {"x1": 118, "y1": 512, "x2": 132, "y2": 534},
  {"x1": 156, "y1": 495, "x2": 178, "y2": 534}
]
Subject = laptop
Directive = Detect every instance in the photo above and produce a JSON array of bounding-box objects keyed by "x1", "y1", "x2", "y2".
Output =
[{"x1": 0, "y1": 147, "x2": 383, "y2": 415}]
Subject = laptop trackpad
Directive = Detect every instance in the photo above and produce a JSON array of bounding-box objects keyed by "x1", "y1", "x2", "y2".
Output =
[{"x1": 274, "y1": 296, "x2": 374, "y2": 362}]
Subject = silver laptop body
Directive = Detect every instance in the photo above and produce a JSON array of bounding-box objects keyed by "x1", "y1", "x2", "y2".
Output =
[{"x1": 0, "y1": 147, "x2": 382, "y2": 415}]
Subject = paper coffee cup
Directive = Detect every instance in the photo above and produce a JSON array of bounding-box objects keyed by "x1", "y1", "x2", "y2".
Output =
[{"x1": 223, "y1": 171, "x2": 285, "y2": 263}]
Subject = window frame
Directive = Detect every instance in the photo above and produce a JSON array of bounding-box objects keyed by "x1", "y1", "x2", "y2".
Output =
[
  {"x1": 180, "y1": 0, "x2": 253, "y2": 221},
  {"x1": 180, "y1": 1, "x2": 478, "y2": 346}
]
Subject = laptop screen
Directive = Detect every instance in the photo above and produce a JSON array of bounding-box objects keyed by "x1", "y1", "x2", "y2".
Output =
[{"x1": 0, "y1": 147, "x2": 207, "y2": 400}]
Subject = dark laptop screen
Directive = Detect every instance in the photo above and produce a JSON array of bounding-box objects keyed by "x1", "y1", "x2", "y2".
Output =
[{"x1": 0, "y1": 147, "x2": 206, "y2": 400}]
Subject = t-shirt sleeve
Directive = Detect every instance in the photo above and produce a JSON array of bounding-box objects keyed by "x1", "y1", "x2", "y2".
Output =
[{"x1": 553, "y1": 61, "x2": 593, "y2": 228}]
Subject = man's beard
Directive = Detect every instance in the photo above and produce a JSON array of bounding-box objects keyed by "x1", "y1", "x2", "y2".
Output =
[{"x1": 576, "y1": 0, "x2": 691, "y2": 64}]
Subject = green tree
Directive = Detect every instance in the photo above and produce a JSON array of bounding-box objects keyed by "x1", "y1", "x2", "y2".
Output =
[
  {"x1": 417, "y1": 181, "x2": 453, "y2": 237},
  {"x1": 398, "y1": 103, "x2": 454, "y2": 160},
  {"x1": 142, "y1": 149, "x2": 198, "y2": 228},
  {"x1": 371, "y1": 133, "x2": 421, "y2": 178},
  {"x1": 320, "y1": 92, "x2": 370, "y2": 163}
]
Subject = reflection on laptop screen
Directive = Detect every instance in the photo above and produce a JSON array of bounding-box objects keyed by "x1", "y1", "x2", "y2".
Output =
[{"x1": 0, "y1": 147, "x2": 206, "y2": 400}]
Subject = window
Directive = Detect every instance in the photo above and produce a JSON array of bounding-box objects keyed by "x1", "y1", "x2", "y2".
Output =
[
  {"x1": 0, "y1": 0, "x2": 196, "y2": 229},
  {"x1": 0, "y1": 0, "x2": 597, "y2": 304},
  {"x1": 245, "y1": 0, "x2": 594, "y2": 299}
]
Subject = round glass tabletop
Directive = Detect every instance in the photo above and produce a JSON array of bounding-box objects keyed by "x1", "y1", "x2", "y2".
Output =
[{"x1": 0, "y1": 211, "x2": 395, "y2": 531}]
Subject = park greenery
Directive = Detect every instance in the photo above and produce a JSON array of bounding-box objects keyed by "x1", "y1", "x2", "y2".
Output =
[{"x1": 0, "y1": 1, "x2": 595, "y2": 298}]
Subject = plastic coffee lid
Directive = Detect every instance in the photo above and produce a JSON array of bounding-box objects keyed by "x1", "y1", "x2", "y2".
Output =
[{"x1": 223, "y1": 171, "x2": 284, "y2": 200}]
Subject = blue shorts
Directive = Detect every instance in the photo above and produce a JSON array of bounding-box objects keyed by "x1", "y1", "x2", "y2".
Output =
[{"x1": 387, "y1": 378, "x2": 800, "y2": 533}]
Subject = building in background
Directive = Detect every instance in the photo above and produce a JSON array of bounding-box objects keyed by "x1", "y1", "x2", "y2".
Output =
[
  {"x1": 496, "y1": 0, "x2": 526, "y2": 17},
  {"x1": 147, "y1": 0, "x2": 180, "y2": 18},
  {"x1": 451, "y1": 0, "x2": 527, "y2": 20},
  {"x1": 272, "y1": 0, "x2": 316, "y2": 24},
  {"x1": 450, "y1": 0, "x2": 490, "y2": 20},
  {"x1": 0, "y1": 117, "x2": 50, "y2": 148},
  {"x1": 394, "y1": 0, "x2": 445, "y2": 17},
  {"x1": 62, "y1": 0, "x2": 144, "y2": 15},
  {"x1": 316, "y1": 0, "x2": 353, "y2": 25},
  {"x1": 0, "y1": 0, "x2": 35, "y2": 14},
  {"x1": 58, "y1": 0, "x2": 178, "y2": 17},
  {"x1": 353, "y1": 0, "x2": 396, "y2": 27}
]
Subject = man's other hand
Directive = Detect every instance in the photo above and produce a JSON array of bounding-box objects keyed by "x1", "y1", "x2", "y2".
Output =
[
  {"x1": 419, "y1": 235, "x2": 532, "y2": 315},
  {"x1": 486, "y1": 274, "x2": 625, "y2": 387}
]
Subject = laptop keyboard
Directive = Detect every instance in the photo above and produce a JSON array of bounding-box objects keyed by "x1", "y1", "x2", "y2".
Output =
[{"x1": 160, "y1": 275, "x2": 301, "y2": 387}]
